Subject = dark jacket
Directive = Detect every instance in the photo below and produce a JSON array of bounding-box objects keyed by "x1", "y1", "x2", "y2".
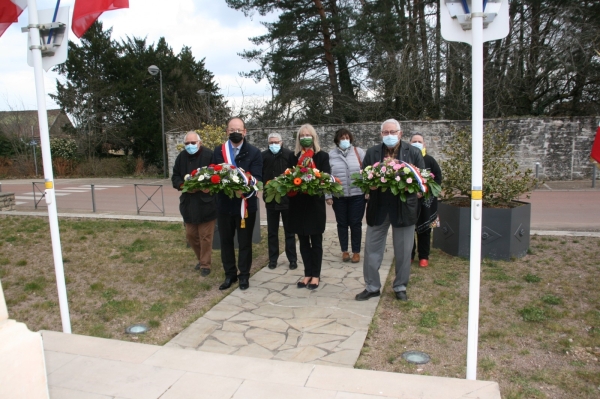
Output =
[
  {"x1": 364, "y1": 141, "x2": 426, "y2": 228},
  {"x1": 262, "y1": 147, "x2": 296, "y2": 210},
  {"x1": 171, "y1": 147, "x2": 217, "y2": 224},
  {"x1": 212, "y1": 140, "x2": 263, "y2": 215},
  {"x1": 288, "y1": 151, "x2": 331, "y2": 235},
  {"x1": 416, "y1": 153, "x2": 443, "y2": 233}
]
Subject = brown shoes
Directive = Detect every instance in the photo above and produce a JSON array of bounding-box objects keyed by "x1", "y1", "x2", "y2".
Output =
[
  {"x1": 351, "y1": 253, "x2": 360, "y2": 263},
  {"x1": 342, "y1": 252, "x2": 350, "y2": 262}
]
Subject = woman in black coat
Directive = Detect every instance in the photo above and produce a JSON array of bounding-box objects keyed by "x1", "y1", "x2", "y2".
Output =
[
  {"x1": 409, "y1": 134, "x2": 443, "y2": 267},
  {"x1": 288, "y1": 124, "x2": 330, "y2": 289}
]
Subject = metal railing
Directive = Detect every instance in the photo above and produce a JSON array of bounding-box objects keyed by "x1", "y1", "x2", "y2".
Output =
[
  {"x1": 134, "y1": 184, "x2": 165, "y2": 215},
  {"x1": 32, "y1": 182, "x2": 46, "y2": 209}
]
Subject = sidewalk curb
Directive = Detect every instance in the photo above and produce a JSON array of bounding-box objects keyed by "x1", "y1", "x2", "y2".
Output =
[{"x1": 2, "y1": 211, "x2": 599, "y2": 237}]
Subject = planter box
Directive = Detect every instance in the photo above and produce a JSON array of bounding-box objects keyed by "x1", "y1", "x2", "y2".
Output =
[{"x1": 433, "y1": 200, "x2": 531, "y2": 260}]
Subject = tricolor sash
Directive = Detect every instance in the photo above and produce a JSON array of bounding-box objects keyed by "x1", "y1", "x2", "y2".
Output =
[
  {"x1": 221, "y1": 141, "x2": 255, "y2": 228},
  {"x1": 399, "y1": 162, "x2": 428, "y2": 193}
]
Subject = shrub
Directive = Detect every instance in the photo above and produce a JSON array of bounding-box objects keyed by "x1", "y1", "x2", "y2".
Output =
[
  {"x1": 440, "y1": 128, "x2": 537, "y2": 207},
  {"x1": 195, "y1": 124, "x2": 227, "y2": 150}
]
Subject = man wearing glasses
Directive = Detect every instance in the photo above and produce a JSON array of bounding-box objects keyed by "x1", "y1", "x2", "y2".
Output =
[
  {"x1": 212, "y1": 117, "x2": 263, "y2": 291},
  {"x1": 172, "y1": 131, "x2": 217, "y2": 277},
  {"x1": 261, "y1": 133, "x2": 297, "y2": 270},
  {"x1": 355, "y1": 119, "x2": 425, "y2": 302}
]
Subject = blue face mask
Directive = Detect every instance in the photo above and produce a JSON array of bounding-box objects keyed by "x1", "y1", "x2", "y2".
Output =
[
  {"x1": 339, "y1": 139, "x2": 351, "y2": 150},
  {"x1": 269, "y1": 144, "x2": 281, "y2": 154},
  {"x1": 383, "y1": 135, "x2": 399, "y2": 147},
  {"x1": 185, "y1": 144, "x2": 199, "y2": 155},
  {"x1": 411, "y1": 142, "x2": 423, "y2": 150}
]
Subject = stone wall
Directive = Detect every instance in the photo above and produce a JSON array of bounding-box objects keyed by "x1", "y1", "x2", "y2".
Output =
[
  {"x1": 166, "y1": 117, "x2": 600, "y2": 180},
  {"x1": 0, "y1": 192, "x2": 15, "y2": 211}
]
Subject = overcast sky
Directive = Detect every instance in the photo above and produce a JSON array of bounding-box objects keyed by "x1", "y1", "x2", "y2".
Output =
[{"x1": 0, "y1": 0, "x2": 274, "y2": 112}]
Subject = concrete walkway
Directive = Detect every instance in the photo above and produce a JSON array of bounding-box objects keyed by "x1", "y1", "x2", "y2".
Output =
[
  {"x1": 43, "y1": 330, "x2": 500, "y2": 399},
  {"x1": 167, "y1": 226, "x2": 391, "y2": 368}
]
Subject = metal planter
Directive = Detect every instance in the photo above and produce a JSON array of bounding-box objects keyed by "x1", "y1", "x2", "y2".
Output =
[{"x1": 433, "y1": 200, "x2": 531, "y2": 260}]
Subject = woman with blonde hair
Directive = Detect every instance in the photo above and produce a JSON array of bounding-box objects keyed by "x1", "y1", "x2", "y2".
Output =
[{"x1": 288, "y1": 124, "x2": 330, "y2": 289}]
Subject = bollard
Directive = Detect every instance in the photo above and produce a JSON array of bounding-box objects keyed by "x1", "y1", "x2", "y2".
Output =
[
  {"x1": 593, "y1": 166, "x2": 597, "y2": 188},
  {"x1": 91, "y1": 184, "x2": 96, "y2": 213},
  {"x1": 535, "y1": 162, "x2": 540, "y2": 189}
]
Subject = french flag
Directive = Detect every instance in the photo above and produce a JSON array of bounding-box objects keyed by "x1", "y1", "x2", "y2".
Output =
[
  {"x1": 0, "y1": 0, "x2": 27, "y2": 37},
  {"x1": 72, "y1": 0, "x2": 128, "y2": 38}
]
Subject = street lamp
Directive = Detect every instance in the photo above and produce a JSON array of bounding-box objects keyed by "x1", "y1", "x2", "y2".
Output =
[
  {"x1": 148, "y1": 65, "x2": 168, "y2": 178},
  {"x1": 197, "y1": 89, "x2": 211, "y2": 121}
]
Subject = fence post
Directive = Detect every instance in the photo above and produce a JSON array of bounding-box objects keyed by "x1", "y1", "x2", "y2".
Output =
[{"x1": 535, "y1": 162, "x2": 540, "y2": 189}]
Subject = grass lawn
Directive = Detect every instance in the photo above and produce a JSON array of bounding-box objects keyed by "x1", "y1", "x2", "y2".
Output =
[
  {"x1": 356, "y1": 235, "x2": 600, "y2": 399},
  {"x1": 0, "y1": 215, "x2": 270, "y2": 345}
]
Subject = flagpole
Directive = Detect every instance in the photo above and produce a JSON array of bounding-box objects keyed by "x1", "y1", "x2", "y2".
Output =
[{"x1": 26, "y1": 0, "x2": 71, "y2": 333}]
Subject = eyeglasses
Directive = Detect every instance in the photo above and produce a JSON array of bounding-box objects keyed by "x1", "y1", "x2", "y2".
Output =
[
  {"x1": 184, "y1": 141, "x2": 199, "y2": 145},
  {"x1": 227, "y1": 130, "x2": 242, "y2": 134},
  {"x1": 381, "y1": 130, "x2": 399, "y2": 136}
]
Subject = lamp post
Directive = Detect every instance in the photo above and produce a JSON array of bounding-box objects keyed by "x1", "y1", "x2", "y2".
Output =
[
  {"x1": 148, "y1": 65, "x2": 168, "y2": 178},
  {"x1": 197, "y1": 89, "x2": 211, "y2": 121}
]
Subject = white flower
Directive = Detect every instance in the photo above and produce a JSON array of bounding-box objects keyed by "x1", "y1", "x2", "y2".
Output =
[
  {"x1": 184, "y1": 174, "x2": 191, "y2": 181},
  {"x1": 232, "y1": 176, "x2": 240, "y2": 183},
  {"x1": 198, "y1": 175, "x2": 205, "y2": 181},
  {"x1": 223, "y1": 179, "x2": 230, "y2": 184}
]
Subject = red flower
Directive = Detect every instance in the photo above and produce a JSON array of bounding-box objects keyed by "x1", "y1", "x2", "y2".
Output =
[
  {"x1": 300, "y1": 167, "x2": 308, "y2": 173},
  {"x1": 214, "y1": 165, "x2": 223, "y2": 171},
  {"x1": 191, "y1": 169, "x2": 198, "y2": 176},
  {"x1": 287, "y1": 190, "x2": 298, "y2": 197},
  {"x1": 211, "y1": 175, "x2": 221, "y2": 184},
  {"x1": 208, "y1": 164, "x2": 216, "y2": 167},
  {"x1": 230, "y1": 165, "x2": 236, "y2": 169}
]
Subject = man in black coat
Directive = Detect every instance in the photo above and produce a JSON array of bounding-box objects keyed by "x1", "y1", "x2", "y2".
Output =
[
  {"x1": 171, "y1": 131, "x2": 217, "y2": 277},
  {"x1": 261, "y1": 132, "x2": 297, "y2": 270},
  {"x1": 212, "y1": 117, "x2": 263, "y2": 291},
  {"x1": 355, "y1": 119, "x2": 425, "y2": 302}
]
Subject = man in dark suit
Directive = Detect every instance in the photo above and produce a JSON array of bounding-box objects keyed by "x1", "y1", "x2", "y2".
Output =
[
  {"x1": 212, "y1": 117, "x2": 263, "y2": 290},
  {"x1": 261, "y1": 132, "x2": 297, "y2": 270},
  {"x1": 171, "y1": 131, "x2": 217, "y2": 277},
  {"x1": 355, "y1": 119, "x2": 425, "y2": 302}
]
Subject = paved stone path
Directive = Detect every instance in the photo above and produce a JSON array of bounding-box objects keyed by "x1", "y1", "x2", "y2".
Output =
[{"x1": 167, "y1": 226, "x2": 394, "y2": 368}]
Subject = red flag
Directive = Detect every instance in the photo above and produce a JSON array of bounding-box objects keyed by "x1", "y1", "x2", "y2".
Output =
[
  {"x1": 591, "y1": 125, "x2": 600, "y2": 166},
  {"x1": 72, "y1": 0, "x2": 129, "y2": 38},
  {"x1": 0, "y1": 0, "x2": 27, "y2": 38}
]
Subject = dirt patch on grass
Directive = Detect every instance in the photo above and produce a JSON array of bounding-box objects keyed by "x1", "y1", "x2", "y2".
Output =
[
  {"x1": 0, "y1": 215, "x2": 270, "y2": 345},
  {"x1": 357, "y1": 235, "x2": 600, "y2": 399}
]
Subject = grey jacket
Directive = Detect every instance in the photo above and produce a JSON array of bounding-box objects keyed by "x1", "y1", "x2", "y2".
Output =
[{"x1": 327, "y1": 145, "x2": 366, "y2": 198}]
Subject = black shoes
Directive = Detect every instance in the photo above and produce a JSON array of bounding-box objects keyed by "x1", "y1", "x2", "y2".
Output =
[
  {"x1": 395, "y1": 291, "x2": 408, "y2": 301},
  {"x1": 200, "y1": 268, "x2": 211, "y2": 277},
  {"x1": 219, "y1": 277, "x2": 238, "y2": 290},
  {"x1": 239, "y1": 277, "x2": 249, "y2": 290},
  {"x1": 289, "y1": 261, "x2": 298, "y2": 270},
  {"x1": 194, "y1": 263, "x2": 201, "y2": 271},
  {"x1": 355, "y1": 289, "x2": 381, "y2": 301},
  {"x1": 268, "y1": 261, "x2": 277, "y2": 269},
  {"x1": 297, "y1": 278, "x2": 309, "y2": 288}
]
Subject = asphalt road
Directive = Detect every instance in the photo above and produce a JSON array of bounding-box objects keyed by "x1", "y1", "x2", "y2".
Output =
[{"x1": 1, "y1": 178, "x2": 599, "y2": 231}]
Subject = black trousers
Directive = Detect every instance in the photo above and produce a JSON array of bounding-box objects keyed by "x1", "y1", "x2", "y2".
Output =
[
  {"x1": 218, "y1": 211, "x2": 257, "y2": 279},
  {"x1": 266, "y1": 208, "x2": 297, "y2": 263},
  {"x1": 298, "y1": 234, "x2": 323, "y2": 278},
  {"x1": 411, "y1": 228, "x2": 431, "y2": 260},
  {"x1": 332, "y1": 195, "x2": 366, "y2": 253}
]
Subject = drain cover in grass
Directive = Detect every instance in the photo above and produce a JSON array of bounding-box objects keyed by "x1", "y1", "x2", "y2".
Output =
[{"x1": 401, "y1": 350, "x2": 430, "y2": 364}]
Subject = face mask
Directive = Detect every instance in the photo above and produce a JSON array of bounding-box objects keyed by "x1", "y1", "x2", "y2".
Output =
[
  {"x1": 269, "y1": 144, "x2": 281, "y2": 154},
  {"x1": 185, "y1": 144, "x2": 199, "y2": 155},
  {"x1": 383, "y1": 135, "x2": 399, "y2": 147},
  {"x1": 339, "y1": 139, "x2": 351, "y2": 150},
  {"x1": 411, "y1": 142, "x2": 423, "y2": 150},
  {"x1": 300, "y1": 137, "x2": 313, "y2": 148},
  {"x1": 229, "y1": 132, "x2": 243, "y2": 144}
]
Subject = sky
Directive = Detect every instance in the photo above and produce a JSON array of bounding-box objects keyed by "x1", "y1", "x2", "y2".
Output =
[{"x1": 0, "y1": 0, "x2": 274, "y2": 113}]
